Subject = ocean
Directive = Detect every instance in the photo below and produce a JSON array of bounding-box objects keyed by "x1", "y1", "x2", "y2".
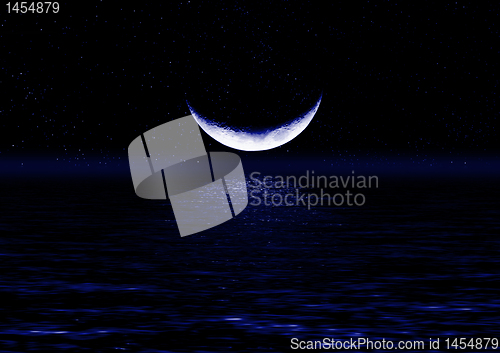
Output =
[{"x1": 1, "y1": 170, "x2": 499, "y2": 352}]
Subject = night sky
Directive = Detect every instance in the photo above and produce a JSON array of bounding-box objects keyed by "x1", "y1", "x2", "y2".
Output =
[{"x1": 1, "y1": 1, "x2": 499, "y2": 174}]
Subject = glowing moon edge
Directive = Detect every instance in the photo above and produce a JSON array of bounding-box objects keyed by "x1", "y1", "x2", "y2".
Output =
[{"x1": 186, "y1": 92, "x2": 322, "y2": 151}]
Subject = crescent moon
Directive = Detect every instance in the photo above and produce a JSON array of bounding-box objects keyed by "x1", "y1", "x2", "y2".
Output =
[{"x1": 186, "y1": 92, "x2": 322, "y2": 151}]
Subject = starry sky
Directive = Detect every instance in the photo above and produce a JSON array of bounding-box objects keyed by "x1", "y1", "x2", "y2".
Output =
[{"x1": 1, "y1": 1, "x2": 499, "y2": 173}]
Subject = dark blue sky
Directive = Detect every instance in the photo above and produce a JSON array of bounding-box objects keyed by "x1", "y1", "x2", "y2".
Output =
[{"x1": 1, "y1": 1, "x2": 499, "y2": 172}]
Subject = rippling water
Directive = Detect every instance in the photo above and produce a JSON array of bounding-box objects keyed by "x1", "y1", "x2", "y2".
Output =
[{"x1": 1, "y1": 173, "x2": 499, "y2": 352}]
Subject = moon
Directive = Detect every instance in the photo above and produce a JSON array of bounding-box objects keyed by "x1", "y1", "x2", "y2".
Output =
[{"x1": 186, "y1": 92, "x2": 322, "y2": 151}]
